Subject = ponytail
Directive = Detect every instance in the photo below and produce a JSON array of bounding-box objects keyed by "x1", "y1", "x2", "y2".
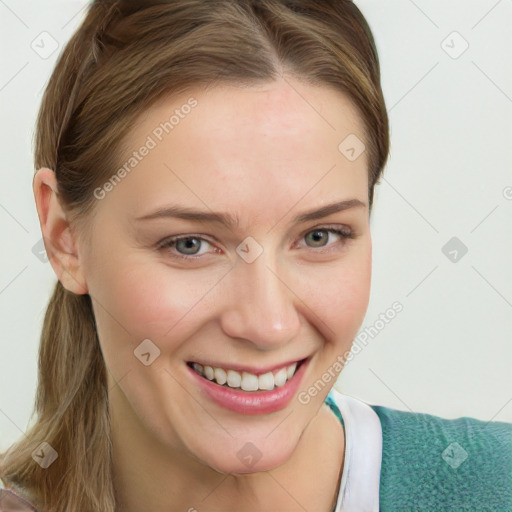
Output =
[{"x1": 0, "y1": 281, "x2": 115, "y2": 511}]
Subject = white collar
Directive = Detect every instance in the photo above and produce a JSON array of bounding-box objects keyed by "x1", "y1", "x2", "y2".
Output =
[{"x1": 329, "y1": 389, "x2": 383, "y2": 512}]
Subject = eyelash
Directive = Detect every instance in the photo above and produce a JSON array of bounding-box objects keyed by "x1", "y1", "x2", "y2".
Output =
[{"x1": 157, "y1": 225, "x2": 356, "y2": 262}]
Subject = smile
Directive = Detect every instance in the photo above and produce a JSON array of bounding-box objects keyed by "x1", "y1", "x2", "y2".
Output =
[
  {"x1": 186, "y1": 357, "x2": 310, "y2": 415},
  {"x1": 188, "y1": 360, "x2": 303, "y2": 392}
]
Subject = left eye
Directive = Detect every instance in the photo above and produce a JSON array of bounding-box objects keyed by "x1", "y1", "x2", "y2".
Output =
[{"x1": 300, "y1": 227, "x2": 353, "y2": 249}]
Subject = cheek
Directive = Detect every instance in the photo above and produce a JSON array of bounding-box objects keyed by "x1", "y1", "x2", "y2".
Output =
[
  {"x1": 89, "y1": 259, "x2": 218, "y2": 389},
  {"x1": 88, "y1": 253, "x2": 227, "y2": 349},
  {"x1": 302, "y1": 242, "x2": 372, "y2": 344}
]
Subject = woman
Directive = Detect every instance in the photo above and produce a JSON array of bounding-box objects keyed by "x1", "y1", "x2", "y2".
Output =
[{"x1": 1, "y1": 1, "x2": 510, "y2": 511}]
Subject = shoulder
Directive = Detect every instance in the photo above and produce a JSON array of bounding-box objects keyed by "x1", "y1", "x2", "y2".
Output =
[
  {"x1": 0, "y1": 477, "x2": 38, "y2": 511},
  {"x1": 370, "y1": 404, "x2": 512, "y2": 511}
]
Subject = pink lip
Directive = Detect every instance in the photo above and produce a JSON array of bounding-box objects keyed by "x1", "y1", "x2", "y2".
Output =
[{"x1": 187, "y1": 358, "x2": 310, "y2": 415}]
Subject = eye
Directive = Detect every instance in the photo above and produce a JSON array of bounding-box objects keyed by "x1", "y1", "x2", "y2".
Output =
[
  {"x1": 299, "y1": 225, "x2": 355, "y2": 251},
  {"x1": 158, "y1": 235, "x2": 214, "y2": 259}
]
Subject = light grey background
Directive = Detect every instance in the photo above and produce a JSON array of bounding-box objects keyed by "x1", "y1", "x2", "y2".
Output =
[{"x1": 1, "y1": 0, "x2": 511, "y2": 452}]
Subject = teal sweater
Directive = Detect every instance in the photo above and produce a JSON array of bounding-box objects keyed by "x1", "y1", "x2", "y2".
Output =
[{"x1": 325, "y1": 393, "x2": 512, "y2": 511}]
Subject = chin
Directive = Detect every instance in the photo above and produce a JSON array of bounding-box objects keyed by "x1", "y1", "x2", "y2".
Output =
[{"x1": 191, "y1": 430, "x2": 300, "y2": 475}]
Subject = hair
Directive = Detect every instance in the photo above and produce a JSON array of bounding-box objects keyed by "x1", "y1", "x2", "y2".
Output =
[{"x1": 0, "y1": 1, "x2": 389, "y2": 510}]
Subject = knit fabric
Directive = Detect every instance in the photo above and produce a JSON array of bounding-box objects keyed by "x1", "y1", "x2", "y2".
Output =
[
  {"x1": 324, "y1": 393, "x2": 512, "y2": 511},
  {"x1": 375, "y1": 405, "x2": 512, "y2": 511}
]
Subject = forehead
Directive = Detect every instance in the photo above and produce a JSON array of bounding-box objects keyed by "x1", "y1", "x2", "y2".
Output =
[{"x1": 103, "y1": 79, "x2": 369, "y2": 225}]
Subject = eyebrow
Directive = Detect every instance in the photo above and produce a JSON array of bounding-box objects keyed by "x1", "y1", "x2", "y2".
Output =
[{"x1": 135, "y1": 199, "x2": 366, "y2": 229}]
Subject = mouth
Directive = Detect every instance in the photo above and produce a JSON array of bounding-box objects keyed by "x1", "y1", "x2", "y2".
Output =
[
  {"x1": 186, "y1": 358, "x2": 307, "y2": 392},
  {"x1": 186, "y1": 357, "x2": 310, "y2": 415}
]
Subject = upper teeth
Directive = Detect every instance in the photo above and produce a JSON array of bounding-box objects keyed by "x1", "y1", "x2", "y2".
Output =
[{"x1": 192, "y1": 362, "x2": 298, "y2": 391}]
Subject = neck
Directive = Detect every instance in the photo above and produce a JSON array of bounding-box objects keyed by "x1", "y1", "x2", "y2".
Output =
[{"x1": 110, "y1": 394, "x2": 344, "y2": 512}]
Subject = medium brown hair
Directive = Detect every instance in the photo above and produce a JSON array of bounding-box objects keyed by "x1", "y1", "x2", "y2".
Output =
[{"x1": 0, "y1": 1, "x2": 389, "y2": 510}]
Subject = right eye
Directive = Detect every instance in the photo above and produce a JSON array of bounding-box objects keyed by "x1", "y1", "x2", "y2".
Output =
[{"x1": 158, "y1": 235, "x2": 218, "y2": 260}]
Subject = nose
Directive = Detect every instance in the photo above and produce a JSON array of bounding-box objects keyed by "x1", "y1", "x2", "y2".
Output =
[{"x1": 219, "y1": 250, "x2": 301, "y2": 350}]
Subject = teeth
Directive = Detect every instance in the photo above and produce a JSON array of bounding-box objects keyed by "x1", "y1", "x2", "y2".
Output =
[
  {"x1": 286, "y1": 362, "x2": 297, "y2": 379},
  {"x1": 214, "y1": 367, "x2": 227, "y2": 385},
  {"x1": 258, "y1": 372, "x2": 274, "y2": 390},
  {"x1": 192, "y1": 361, "x2": 300, "y2": 392},
  {"x1": 204, "y1": 365, "x2": 214, "y2": 380},
  {"x1": 241, "y1": 372, "x2": 259, "y2": 391},
  {"x1": 274, "y1": 367, "x2": 287, "y2": 387},
  {"x1": 227, "y1": 369, "x2": 241, "y2": 388}
]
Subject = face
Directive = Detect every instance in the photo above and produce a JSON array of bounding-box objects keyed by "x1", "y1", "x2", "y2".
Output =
[{"x1": 79, "y1": 78, "x2": 372, "y2": 474}]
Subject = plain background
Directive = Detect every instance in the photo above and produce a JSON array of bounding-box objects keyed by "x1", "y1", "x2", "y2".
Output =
[{"x1": 1, "y1": 0, "x2": 511, "y2": 452}]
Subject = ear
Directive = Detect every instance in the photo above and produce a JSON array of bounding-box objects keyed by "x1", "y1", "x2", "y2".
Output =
[{"x1": 32, "y1": 168, "x2": 88, "y2": 295}]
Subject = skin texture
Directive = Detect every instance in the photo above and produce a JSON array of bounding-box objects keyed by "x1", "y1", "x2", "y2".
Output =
[{"x1": 33, "y1": 77, "x2": 372, "y2": 512}]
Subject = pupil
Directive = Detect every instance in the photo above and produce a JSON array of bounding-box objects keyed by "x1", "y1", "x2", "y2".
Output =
[
  {"x1": 308, "y1": 230, "x2": 326, "y2": 247},
  {"x1": 178, "y1": 238, "x2": 200, "y2": 254}
]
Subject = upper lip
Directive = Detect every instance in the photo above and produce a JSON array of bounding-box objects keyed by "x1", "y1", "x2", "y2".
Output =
[{"x1": 187, "y1": 356, "x2": 309, "y2": 375}]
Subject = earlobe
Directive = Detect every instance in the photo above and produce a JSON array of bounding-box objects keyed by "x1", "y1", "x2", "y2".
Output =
[{"x1": 33, "y1": 167, "x2": 89, "y2": 295}]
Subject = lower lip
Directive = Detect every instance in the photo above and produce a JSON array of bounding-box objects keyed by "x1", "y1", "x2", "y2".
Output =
[{"x1": 187, "y1": 359, "x2": 309, "y2": 415}]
